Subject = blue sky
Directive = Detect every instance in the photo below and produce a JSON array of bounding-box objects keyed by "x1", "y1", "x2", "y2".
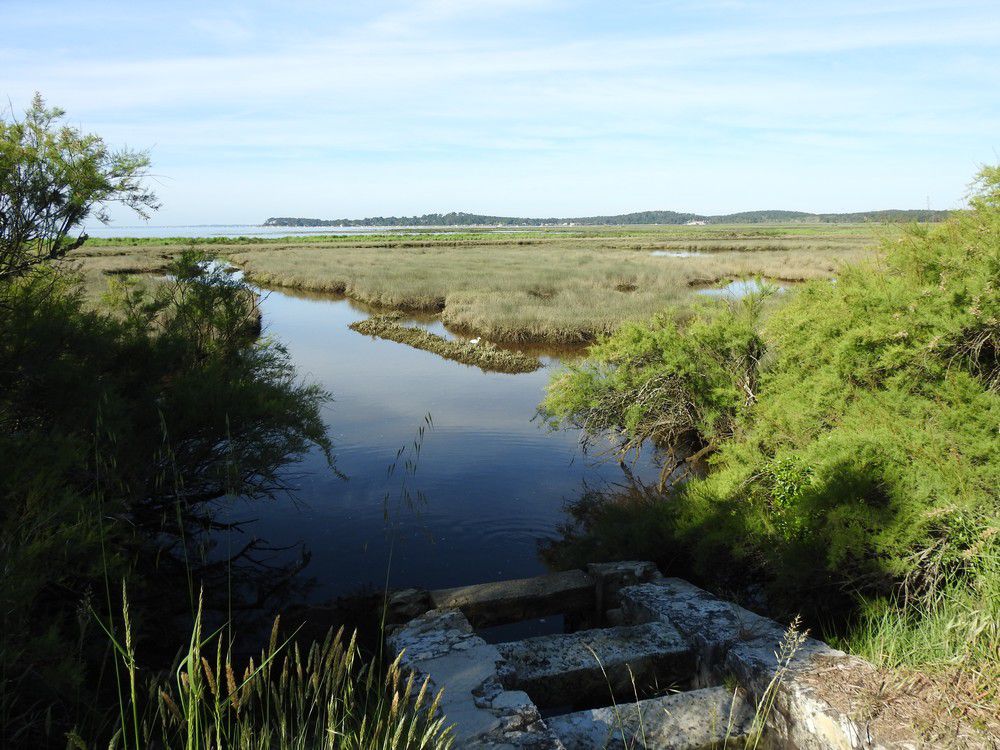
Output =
[{"x1": 2, "y1": 0, "x2": 998, "y2": 224}]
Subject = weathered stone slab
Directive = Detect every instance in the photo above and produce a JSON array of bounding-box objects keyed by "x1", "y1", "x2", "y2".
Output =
[
  {"x1": 431, "y1": 569, "x2": 595, "y2": 628},
  {"x1": 388, "y1": 567, "x2": 923, "y2": 749},
  {"x1": 496, "y1": 620, "x2": 694, "y2": 708},
  {"x1": 587, "y1": 560, "x2": 663, "y2": 611},
  {"x1": 546, "y1": 685, "x2": 753, "y2": 750},
  {"x1": 621, "y1": 578, "x2": 785, "y2": 688},
  {"x1": 388, "y1": 608, "x2": 566, "y2": 749},
  {"x1": 386, "y1": 587, "x2": 433, "y2": 624},
  {"x1": 620, "y1": 579, "x2": 914, "y2": 749},
  {"x1": 388, "y1": 607, "x2": 481, "y2": 661}
]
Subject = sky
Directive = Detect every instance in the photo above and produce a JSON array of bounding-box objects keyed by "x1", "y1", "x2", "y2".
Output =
[{"x1": 2, "y1": 0, "x2": 999, "y2": 225}]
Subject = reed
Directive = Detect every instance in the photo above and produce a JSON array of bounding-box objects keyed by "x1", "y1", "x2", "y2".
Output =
[{"x1": 76, "y1": 587, "x2": 454, "y2": 750}]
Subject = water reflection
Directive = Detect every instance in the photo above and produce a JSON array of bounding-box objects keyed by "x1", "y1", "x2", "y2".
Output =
[
  {"x1": 216, "y1": 287, "x2": 660, "y2": 605},
  {"x1": 271, "y1": 285, "x2": 587, "y2": 361},
  {"x1": 696, "y1": 278, "x2": 786, "y2": 298},
  {"x1": 650, "y1": 250, "x2": 703, "y2": 258}
]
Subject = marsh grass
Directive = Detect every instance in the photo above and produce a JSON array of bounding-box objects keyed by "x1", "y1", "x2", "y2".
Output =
[
  {"x1": 350, "y1": 314, "x2": 541, "y2": 373},
  {"x1": 75, "y1": 587, "x2": 453, "y2": 750},
  {"x1": 744, "y1": 617, "x2": 808, "y2": 750},
  {"x1": 234, "y1": 239, "x2": 873, "y2": 343},
  {"x1": 63, "y1": 401, "x2": 452, "y2": 750},
  {"x1": 84, "y1": 418, "x2": 454, "y2": 750},
  {"x1": 61, "y1": 252, "x2": 173, "y2": 301},
  {"x1": 76, "y1": 224, "x2": 882, "y2": 342}
]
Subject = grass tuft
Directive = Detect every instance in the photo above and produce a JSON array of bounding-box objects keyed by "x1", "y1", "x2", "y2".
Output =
[{"x1": 81, "y1": 585, "x2": 454, "y2": 750}]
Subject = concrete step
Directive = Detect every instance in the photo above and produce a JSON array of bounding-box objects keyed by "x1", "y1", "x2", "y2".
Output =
[
  {"x1": 388, "y1": 609, "x2": 567, "y2": 749},
  {"x1": 430, "y1": 569, "x2": 595, "y2": 628},
  {"x1": 496, "y1": 621, "x2": 695, "y2": 708},
  {"x1": 545, "y1": 685, "x2": 753, "y2": 750}
]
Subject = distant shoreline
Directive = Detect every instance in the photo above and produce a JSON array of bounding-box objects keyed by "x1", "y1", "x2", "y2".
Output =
[{"x1": 264, "y1": 208, "x2": 952, "y2": 228}]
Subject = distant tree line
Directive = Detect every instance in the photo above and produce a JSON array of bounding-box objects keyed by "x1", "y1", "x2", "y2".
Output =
[{"x1": 264, "y1": 208, "x2": 953, "y2": 227}]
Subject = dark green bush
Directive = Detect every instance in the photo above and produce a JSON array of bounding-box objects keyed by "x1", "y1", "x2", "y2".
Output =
[
  {"x1": 543, "y1": 167, "x2": 1000, "y2": 683},
  {"x1": 0, "y1": 258, "x2": 330, "y2": 746}
]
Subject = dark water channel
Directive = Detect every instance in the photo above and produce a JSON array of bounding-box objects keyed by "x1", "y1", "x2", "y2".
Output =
[{"x1": 217, "y1": 286, "x2": 660, "y2": 614}]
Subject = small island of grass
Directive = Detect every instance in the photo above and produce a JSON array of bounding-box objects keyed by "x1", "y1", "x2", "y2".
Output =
[{"x1": 349, "y1": 314, "x2": 542, "y2": 373}]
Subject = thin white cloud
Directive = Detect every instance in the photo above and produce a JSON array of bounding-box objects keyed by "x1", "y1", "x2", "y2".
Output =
[
  {"x1": 2, "y1": 0, "x2": 996, "y2": 221},
  {"x1": 189, "y1": 15, "x2": 257, "y2": 45},
  {"x1": 366, "y1": 0, "x2": 560, "y2": 35}
]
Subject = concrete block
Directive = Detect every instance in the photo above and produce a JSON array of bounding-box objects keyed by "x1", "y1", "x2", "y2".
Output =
[
  {"x1": 496, "y1": 620, "x2": 694, "y2": 708},
  {"x1": 431, "y1": 570, "x2": 595, "y2": 628},
  {"x1": 587, "y1": 561, "x2": 663, "y2": 611},
  {"x1": 620, "y1": 579, "x2": 912, "y2": 749},
  {"x1": 386, "y1": 587, "x2": 432, "y2": 624},
  {"x1": 546, "y1": 685, "x2": 752, "y2": 750},
  {"x1": 388, "y1": 608, "x2": 565, "y2": 749}
]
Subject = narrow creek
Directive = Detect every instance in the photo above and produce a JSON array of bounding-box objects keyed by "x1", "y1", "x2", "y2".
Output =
[{"x1": 215, "y1": 286, "x2": 661, "y2": 611}]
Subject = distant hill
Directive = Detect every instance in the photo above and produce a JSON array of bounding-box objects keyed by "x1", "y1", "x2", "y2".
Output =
[{"x1": 263, "y1": 208, "x2": 951, "y2": 227}]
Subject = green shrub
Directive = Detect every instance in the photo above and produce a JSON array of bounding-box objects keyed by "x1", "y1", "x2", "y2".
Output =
[
  {"x1": 0, "y1": 259, "x2": 330, "y2": 746},
  {"x1": 543, "y1": 167, "x2": 1000, "y2": 689},
  {"x1": 542, "y1": 290, "x2": 770, "y2": 484}
]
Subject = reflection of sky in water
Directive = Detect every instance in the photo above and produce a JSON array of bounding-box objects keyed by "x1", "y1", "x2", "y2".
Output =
[
  {"x1": 696, "y1": 278, "x2": 785, "y2": 298},
  {"x1": 216, "y1": 289, "x2": 660, "y2": 603},
  {"x1": 650, "y1": 250, "x2": 703, "y2": 258},
  {"x1": 397, "y1": 316, "x2": 458, "y2": 341}
]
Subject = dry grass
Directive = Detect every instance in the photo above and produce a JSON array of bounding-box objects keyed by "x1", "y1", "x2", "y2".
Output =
[
  {"x1": 59, "y1": 248, "x2": 173, "y2": 302},
  {"x1": 68, "y1": 225, "x2": 885, "y2": 340},
  {"x1": 227, "y1": 225, "x2": 882, "y2": 342},
  {"x1": 801, "y1": 658, "x2": 1000, "y2": 749}
]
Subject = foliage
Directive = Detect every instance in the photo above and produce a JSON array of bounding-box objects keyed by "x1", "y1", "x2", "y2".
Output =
[
  {"x1": 0, "y1": 94, "x2": 452, "y2": 750},
  {"x1": 543, "y1": 166, "x2": 1000, "y2": 695},
  {"x1": 0, "y1": 93, "x2": 158, "y2": 280},
  {"x1": 0, "y1": 256, "x2": 332, "y2": 745},
  {"x1": 541, "y1": 292, "x2": 768, "y2": 483}
]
